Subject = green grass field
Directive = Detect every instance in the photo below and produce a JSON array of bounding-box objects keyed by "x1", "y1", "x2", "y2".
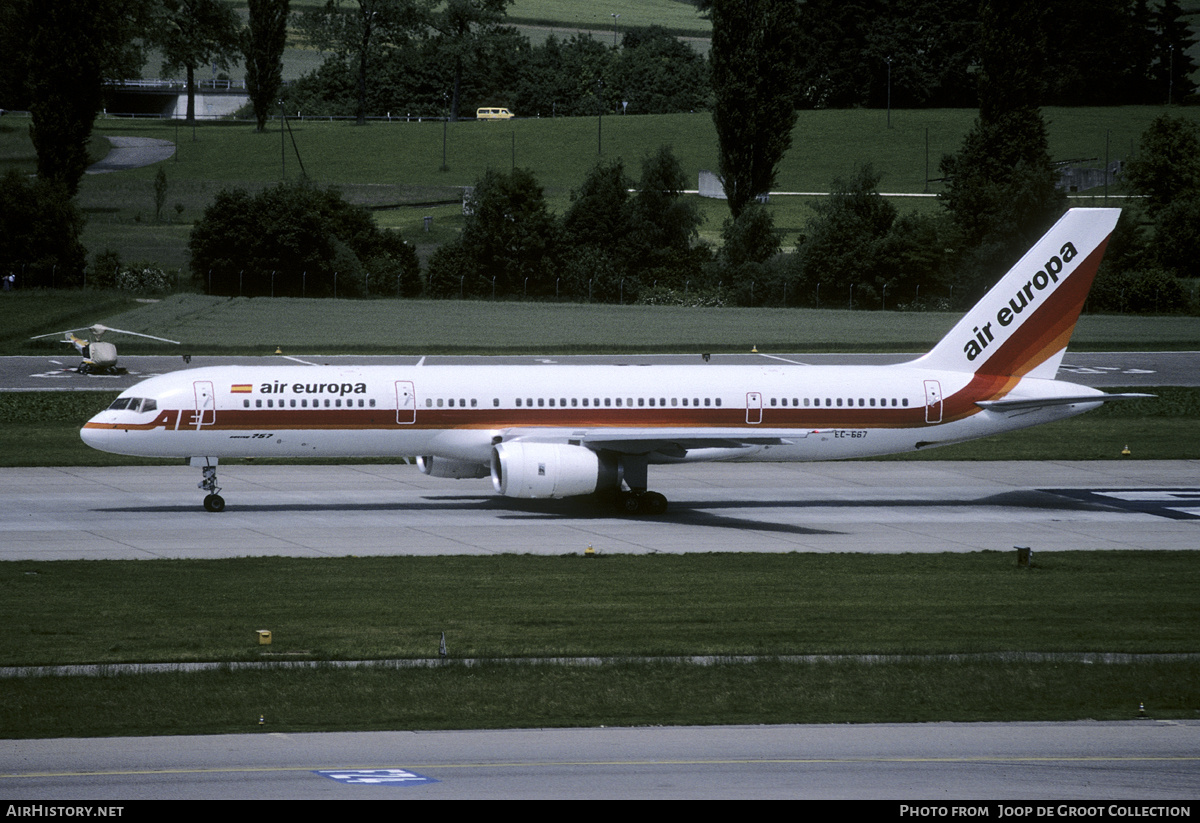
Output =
[
  {"x1": 6, "y1": 290, "x2": 1200, "y2": 357},
  {"x1": 5, "y1": 106, "x2": 1196, "y2": 268},
  {"x1": 1, "y1": 552, "x2": 1196, "y2": 737}
]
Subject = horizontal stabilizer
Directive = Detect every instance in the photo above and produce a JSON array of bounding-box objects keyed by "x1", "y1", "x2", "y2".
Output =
[{"x1": 977, "y1": 393, "x2": 1153, "y2": 412}]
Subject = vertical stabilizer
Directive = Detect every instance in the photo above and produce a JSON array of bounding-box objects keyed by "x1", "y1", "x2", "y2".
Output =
[{"x1": 913, "y1": 208, "x2": 1119, "y2": 378}]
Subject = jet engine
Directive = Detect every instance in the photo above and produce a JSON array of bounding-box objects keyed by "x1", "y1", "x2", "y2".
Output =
[
  {"x1": 416, "y1": 455, "x2": 490, "y2": 479},
  {"x1": 491, "y1": 442, "x2": 619, "y2": 499}
]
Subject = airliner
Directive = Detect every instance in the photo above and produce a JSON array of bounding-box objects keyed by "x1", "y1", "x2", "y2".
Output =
[{"x1": 82, "y1": 208, "x2": 1144, "y2": 514}]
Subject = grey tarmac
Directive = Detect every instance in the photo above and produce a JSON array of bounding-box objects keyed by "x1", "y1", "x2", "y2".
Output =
[
  {"x1": 1, "y1": 461, "x2": 1197, "y2": 560},
  {"x1": 3, "y1": 721, "x2": 1197, "y2": 800}
]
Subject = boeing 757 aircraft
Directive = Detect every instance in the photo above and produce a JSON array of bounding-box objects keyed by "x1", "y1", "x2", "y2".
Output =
[{"x1": 83, "y1": 208, "x2": 1144, "y2": 513}]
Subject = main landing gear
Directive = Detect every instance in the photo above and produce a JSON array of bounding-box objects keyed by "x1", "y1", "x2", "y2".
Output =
[
  {"x1": 618, "y1": 490, "x2": 668, "y2": 516},
  {"x1": 615, "y1": 454, "x2": 668, "y2": 515},
  {"x1": 195, "y1": 459, "x2": 225, "y2": 512}
]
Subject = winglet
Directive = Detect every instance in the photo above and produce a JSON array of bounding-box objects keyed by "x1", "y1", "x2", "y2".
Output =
[{"x1": 913, "y1": 208, "x2": 1120, "y2": 378}]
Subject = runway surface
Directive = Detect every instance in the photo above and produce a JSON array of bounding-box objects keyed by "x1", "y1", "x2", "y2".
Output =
[
  {"x1": 4, "y1": 721, "x2": 1197, "y2": 799},
  {"x1": 2, "y1": 461, "x2": 1197, "y2": 560}
]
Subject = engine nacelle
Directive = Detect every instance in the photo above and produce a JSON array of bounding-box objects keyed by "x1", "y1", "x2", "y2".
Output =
[
  {"x1": 491, "y1": 442, "x2": 618, "y2": 499},
  {"x1": 416, "y1": 455, "x2": 490, "y2": 479}
]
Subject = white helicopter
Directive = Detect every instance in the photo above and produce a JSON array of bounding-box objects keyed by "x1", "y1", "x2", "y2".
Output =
[{"x1": 31, "y1": 324, "x2": 181, "y2": 375}]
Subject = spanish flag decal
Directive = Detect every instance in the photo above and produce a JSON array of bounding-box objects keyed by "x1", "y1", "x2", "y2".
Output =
[{"x1": 231, "y1": 384, "x2": 253, "y2": 393}]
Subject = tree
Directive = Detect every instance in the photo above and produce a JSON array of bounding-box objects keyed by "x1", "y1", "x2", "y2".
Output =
[
  {"x1": 299, "y1": 0, "x2": 430, "y2": 126},
  {"x1": 938, "y1": 0, "x2": 1064, "y2": 302},
  {"x1": 153, "y1": 0, "x2": 242, "y2": 126},
  {"x1": 244, "y1": 0, "x2": 291, "y2": 133},
  {"x1": 428, "y1": 168, "x2": 559, "y2": 298},
  {"x1": 0, "y1": 171, "x2": 87, "y2": 287},
  {"x1": 708, "y1": 0, "x2": 803, "y2": 218},
  {"x1": 1124, "y1": 114, "x2": 1200, "y2": 217},
  {"x1": 625, "y1": 146, "x2": 705, "y2": 286},
  {"x1": 607, "y1": 26, "x2": 709, "y2": 115},
  {"x1": 188, "y1": 181, "x2": 415, "y2": 297},
  {"x1": 515, "y1": 34, "x2": 612, "y2": 118},
  {"x1": 562, "y1": 159, "x2": 633, "y2": 250},
  {"x1": 792, "y1": 165, "x2": 897, "y2": 308},
  {"x1": 15, "y1": 0, "x2": 150, "y2": 196},
  {"x1": 429, "y1": 0, "x2": 513, "y2": 121},
  {"x1": 1153, "y1": 0, "x2": 1198, "y2": 105}
]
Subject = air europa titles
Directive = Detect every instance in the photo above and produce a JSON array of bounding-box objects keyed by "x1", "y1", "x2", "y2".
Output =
[
  {"x1": 962, "y1": 241, "x2": 1079, "y2": 362},
  {"x1": 252, "y1": 381, "x2": 368, "y2": 396}
]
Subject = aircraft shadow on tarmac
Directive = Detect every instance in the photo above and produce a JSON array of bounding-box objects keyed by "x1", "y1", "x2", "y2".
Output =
[{"x1": 98, "y1": 490, "x2": 1121, "y2": 537}]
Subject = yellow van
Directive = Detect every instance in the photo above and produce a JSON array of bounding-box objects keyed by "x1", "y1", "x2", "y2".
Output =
[{"x1": 476, "y1": 107, "x2": 514, "y2": 120}]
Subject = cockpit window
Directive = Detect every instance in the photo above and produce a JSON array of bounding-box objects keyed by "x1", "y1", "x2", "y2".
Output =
[{"x1": 107, "y1": 397, "x2": 156, "y2": 412}]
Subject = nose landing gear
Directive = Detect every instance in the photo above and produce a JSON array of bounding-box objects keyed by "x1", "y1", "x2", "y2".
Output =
[{"x1": 194, "y1": 458, "x2": 225, "y2": 512}]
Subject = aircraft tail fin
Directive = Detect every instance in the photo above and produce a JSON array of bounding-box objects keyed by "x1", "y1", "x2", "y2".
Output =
[{"x1": 913, "y1": 208, "x2": 1120, "y2": 378}]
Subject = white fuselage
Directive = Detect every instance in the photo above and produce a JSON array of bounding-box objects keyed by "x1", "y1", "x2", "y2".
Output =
[{"x1": 81, "y1": 362, "x2": 1104, "y2": 465}]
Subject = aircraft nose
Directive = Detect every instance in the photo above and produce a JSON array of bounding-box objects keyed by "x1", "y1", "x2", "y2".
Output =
[{"x1": 80, "y1": 417, "x2": 111, "y2": 451}]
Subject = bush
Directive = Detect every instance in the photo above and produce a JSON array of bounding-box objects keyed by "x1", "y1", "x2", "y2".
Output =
[
  {"x1": 115, "y1": 263, "x2": 173, "y2": 294},
  {"x1": 188, "y1": 181, "x2": 418, "y2": 298},
  {"x1": 1090, "y1": 267, "x2": 1188, "y2": 314}
]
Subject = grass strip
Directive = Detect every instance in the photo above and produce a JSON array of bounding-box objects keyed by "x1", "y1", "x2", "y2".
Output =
[
  {"x1": 8, "y1": 292, "x2": 1200, "y2": 355},
  {"x1": 2, "y1": 552, "x2": 1196, "y2": 667},
  {"x1": 1, "y1": 659, "x2": 1195, "y2": 738}
]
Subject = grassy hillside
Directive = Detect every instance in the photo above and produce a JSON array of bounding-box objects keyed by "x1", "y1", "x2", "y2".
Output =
[{"x1": 0, "y1": 106, "x2": 1188, "y2": 269}]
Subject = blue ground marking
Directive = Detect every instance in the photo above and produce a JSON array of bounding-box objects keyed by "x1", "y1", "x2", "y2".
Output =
[{"x1": 316, "y1": 768, "x2": 439, "y2": 786}]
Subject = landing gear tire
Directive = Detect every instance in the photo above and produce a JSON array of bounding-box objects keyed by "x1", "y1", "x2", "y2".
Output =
[
  {"x1": 642, "y1": 491, "x2": 668, "y2": 515},
  {"x1": 203, "y1": 494, "x2": 225, "y2": 513},
  {"x1": 618, "y1": 490, "x2": 668, "y2": 516},
  {"x1": 622, "y1": 492, "x2": 642, "y2": 515}
]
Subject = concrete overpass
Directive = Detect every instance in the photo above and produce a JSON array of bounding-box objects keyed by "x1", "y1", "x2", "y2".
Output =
[{"x1": 104, "y1": 79, "x2": 250, "y2": 120}]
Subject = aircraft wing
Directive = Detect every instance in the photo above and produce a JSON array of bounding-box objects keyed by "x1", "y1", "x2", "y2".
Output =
[
  {"x1": 500, "y1": 429, "x2": 798, "y2": 459},
  {"x1": 976, "y1": 393, "x2": 1153, "y2": 412}
]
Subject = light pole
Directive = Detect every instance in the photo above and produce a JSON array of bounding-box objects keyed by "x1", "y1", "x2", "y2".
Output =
[
  {"x1": 1169, "y1": 45, "x2": 1175, "y2": 105},
  {"x1": 886, "y1": 56, "x2": 892, "y2": 129},
  {"x1": 597, "y1": 78, "x2": 604, "y2": 155},
  {"x1": 611, "y1": 13, "x2": 620, "y2": 47}
]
